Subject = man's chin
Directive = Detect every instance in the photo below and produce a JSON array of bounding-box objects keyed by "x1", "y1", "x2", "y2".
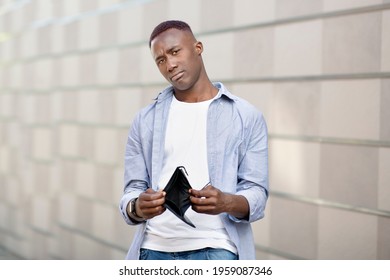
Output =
[{"x1": 171, "y1": 83, "x2": 191, "y2": 92}]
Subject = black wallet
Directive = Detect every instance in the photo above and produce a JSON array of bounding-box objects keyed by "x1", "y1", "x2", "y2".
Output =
[{"x1": 163, "y1": 166, "x2": 195, "y2": 228}]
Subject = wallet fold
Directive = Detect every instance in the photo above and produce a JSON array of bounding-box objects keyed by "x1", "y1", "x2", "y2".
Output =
[{"x1": 163, "y1": 166, "x2": 195, "y2": 228}]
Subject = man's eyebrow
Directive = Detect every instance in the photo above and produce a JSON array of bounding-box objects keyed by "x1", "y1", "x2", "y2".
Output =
[
  {"x1": 168, "y1": 45, "x2": 180, "y2": 51},
  {"x1": 164, "y1": 45, "x2": 180, "y2": 55},
  {"x1": 154, "y1": 54, "x2": 164, "y2": 62},
  {"x1": 154, "y1": 45, "x2": 180, "y2": 62}
]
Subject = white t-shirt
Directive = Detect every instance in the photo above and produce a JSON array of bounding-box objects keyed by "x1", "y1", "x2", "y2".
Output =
[{"x1": 142, "y1": 95, "x2": 237, "y2": 254}]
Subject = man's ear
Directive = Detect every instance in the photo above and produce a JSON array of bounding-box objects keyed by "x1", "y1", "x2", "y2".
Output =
[{"x1": 195, "y1": 41, "x2": 203, "y2": 55}]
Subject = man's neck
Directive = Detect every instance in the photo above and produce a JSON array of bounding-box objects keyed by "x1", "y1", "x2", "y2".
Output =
[{"x1": 174, "y1": 82, "x2": 218, "y2": 103}]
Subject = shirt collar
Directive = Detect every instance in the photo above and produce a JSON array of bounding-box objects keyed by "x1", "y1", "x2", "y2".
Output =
[{"x1": 154, "y1": 82, "x2": 238, "y2": 102}]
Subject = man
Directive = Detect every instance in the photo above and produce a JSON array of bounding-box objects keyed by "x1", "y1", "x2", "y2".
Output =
[{"x1": 119, "y1": 20, "x2": 268, "y2": 260}]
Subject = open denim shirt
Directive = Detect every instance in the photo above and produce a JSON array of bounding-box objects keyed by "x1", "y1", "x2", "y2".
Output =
[{"x1": 119, "y1": 82, "x2": 269, "y2": 259}]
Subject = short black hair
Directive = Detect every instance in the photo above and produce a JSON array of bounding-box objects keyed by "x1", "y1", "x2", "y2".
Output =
[{"x1": 149, "y1": 20, "x2": 193, "y2": 48}]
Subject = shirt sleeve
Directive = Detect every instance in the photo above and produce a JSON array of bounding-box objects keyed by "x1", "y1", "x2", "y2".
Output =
[
  {"x1": 230, "y1": 111, "x2": 269, "y2": 223},
  {"x1": 119, "y1": 112, "x2": 149, "y2": 225}
]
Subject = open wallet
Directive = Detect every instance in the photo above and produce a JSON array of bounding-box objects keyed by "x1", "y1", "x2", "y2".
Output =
[{"x1": 163, "y1": 166, "x2": 196, "y2": 228}]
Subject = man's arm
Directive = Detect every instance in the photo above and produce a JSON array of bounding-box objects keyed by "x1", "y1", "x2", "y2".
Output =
[
  {"x1": 119, "y1": 112, "x2": 151, "y2": 225},
  {"x1": 234, "y1": 112, "x2": 269, "y2": 223},
  {"x1": 190, "y1": 111, "x2": 269, "y2": 223},
  {"x1": 190, "y1": 185, "x2": 250, "y2": 220}
]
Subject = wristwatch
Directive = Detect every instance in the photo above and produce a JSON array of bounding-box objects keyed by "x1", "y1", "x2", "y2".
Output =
[{"x1": 128, "y1": 198, "x2": 145, "y2": 222}]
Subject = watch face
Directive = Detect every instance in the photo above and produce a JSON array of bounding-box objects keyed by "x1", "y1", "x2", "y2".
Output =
[{"x1": 131, "y1": 200, "x2": 136, "y2": 213}]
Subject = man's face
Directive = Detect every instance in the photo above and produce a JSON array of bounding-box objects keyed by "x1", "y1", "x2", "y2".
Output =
[{"x1": 150, "y1": 28, "x2": 203, "y2": 92}]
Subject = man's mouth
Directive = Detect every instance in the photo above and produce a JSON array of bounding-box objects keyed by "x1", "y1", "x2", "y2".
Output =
[{"x1": 170, "y1": 71, "x2": 184, "y2": 82}]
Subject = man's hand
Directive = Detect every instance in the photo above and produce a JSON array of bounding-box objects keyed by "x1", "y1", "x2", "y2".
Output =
[
  {"x1": 189, "y1": 185, "x2": 249, "y2": 219},
  {"x1": 136, "y1": 188, "x2": 166, "y2": 219}
]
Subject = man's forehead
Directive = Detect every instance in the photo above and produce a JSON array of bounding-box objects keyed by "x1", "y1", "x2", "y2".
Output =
[{"x1": 151, "y1": 28, "x2": 194, "y2": 47}]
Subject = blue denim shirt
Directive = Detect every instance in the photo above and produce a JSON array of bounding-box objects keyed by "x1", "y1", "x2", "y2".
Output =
[{"x1": 119, "y1": 82, "x2": 269, "y2": 259}]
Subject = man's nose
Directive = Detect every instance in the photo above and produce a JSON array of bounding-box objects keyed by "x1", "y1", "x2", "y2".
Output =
[{"x1": 166, "y1": 58, "x2": 177, "y2": 72}]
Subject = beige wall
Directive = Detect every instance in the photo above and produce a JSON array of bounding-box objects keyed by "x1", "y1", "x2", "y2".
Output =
[{"x1": 0, "y1": 0, "x2": 389, "y2": 260}]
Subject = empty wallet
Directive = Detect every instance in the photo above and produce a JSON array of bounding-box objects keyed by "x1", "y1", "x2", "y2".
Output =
[{"x1": 163, "y1": 166, "x2": 195, "y2": 228}]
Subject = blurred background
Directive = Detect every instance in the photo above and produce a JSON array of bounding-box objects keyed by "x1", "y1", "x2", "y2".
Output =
[{"x1": 0, "y1": 0, "x2": 389, "y2": 260}]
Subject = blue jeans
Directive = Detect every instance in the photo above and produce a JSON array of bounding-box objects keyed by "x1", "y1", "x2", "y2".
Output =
[{"x1": 139, "y1": 248, "x2": 238, "y2": 260}]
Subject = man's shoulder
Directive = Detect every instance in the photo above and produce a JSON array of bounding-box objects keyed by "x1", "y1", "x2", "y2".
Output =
[
  {"x1": 233, "y1": 95, "x2": 259, "y2": 112},
  {"x1": 225, "y1": 91, "x2": 264, "y2": 119},
  {"x1": 134, "y1": 86, "x2": 173, "y2": 118},
  {"x1": 215, "y1": 82, "x2": 264, "y2": 120},
  {"x1": 217, "y1": 83, "x2": 260, "y2": 111}
]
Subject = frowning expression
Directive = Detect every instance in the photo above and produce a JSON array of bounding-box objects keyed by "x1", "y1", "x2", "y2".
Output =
[{"x1": 150, "y1": 28, "x2": 203, "y2": 92}]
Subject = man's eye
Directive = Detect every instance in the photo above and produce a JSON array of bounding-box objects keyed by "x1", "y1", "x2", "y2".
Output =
[
  {"x1": 158, "y1": 59, "x2": 165, "y2": 65},
  {"x1": 172, "y1": 50, "x2": 179, "y2": 55}
]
